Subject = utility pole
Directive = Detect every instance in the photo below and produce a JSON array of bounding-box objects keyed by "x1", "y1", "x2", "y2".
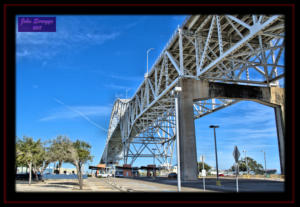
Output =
[{"x1": 210, "y1": 125, "x2": 221, "y2": 186}]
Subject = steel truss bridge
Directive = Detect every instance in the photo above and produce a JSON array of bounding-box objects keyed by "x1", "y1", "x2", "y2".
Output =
[{"x1": 100, "y1": 15, "x2": 285, "y2": 172}]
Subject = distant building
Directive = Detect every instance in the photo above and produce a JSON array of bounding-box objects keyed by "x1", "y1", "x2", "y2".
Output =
[
  {"x1": 59, "y1": 168, "x2": 77, "y2": 175},
  {"x1": 16, "y1": 167, "x2": 29, "y2": 174}
]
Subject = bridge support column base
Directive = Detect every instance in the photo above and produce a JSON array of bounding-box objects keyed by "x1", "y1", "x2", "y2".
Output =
[{"x1": 177, "y1": 79, "x2": 199, "y2": 181}]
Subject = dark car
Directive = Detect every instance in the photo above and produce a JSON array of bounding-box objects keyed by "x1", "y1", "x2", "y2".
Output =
[
  {"x1": 16, "y1": 173, "x2": 43, "y2": 181},
  {"x1": 168, "y1": 172, "x2": 177, "y2": 179}
]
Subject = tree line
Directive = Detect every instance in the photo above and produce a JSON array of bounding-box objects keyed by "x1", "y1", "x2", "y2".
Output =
[
  {"x1": 16, "y1": 135, "x2": 93, "y2": 190},
  {"x1": 197, "y1": 156, "x2": 266, "y2": 174},
  {"x1": 230, "y1": 157, "x2": 265, "y2": 174}
]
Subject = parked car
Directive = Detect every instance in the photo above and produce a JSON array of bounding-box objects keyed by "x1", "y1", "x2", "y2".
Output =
[
  {"x1": 168, "y1": 172, "x2": 177, "y2": 179},
  {"x1": 218, "y1": 174, "x2": 224, "y2": 177},
  {"x1": 98, "y1": 173, "x2": 112, "y2": 178}
]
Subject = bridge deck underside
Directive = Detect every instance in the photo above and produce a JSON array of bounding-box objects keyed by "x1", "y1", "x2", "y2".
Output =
[{"x1": 101, "y1": 14, "x2": 284, "y2": 165}]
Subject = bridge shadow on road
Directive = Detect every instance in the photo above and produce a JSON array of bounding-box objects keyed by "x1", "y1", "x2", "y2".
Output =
[{"x1": 122, "y1": 177, "x2": 284, "y2": 193}]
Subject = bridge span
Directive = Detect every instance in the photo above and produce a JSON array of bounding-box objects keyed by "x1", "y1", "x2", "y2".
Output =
[{"x1": 100, "y1": 15, "x2": 285, "y2": 181}]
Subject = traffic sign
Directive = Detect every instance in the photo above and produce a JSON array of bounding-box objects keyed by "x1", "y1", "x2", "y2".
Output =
[{"x1": 233, "y1": 146, "x2": 240, "y2": 163}]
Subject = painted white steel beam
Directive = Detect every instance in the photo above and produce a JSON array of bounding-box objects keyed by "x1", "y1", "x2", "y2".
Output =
[{"x1": 101, "y1": 14, "x2": 285, "y2": 165}]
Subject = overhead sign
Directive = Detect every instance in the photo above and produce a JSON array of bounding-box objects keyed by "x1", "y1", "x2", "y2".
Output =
[{"x1": 233, "y1": 146, "x2": 240, "y2": 163}]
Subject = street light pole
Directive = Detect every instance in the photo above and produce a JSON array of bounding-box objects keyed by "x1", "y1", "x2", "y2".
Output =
[
  {"x1": 146, "y1": 48, "x2": 154, "y2": 77},
  {"x1": 261, "y1": 150, "x2": 267, "y2": 177},
  {"x1": 243, "y1": 148, "x2": 249, "y2": 175},
  {"x1": 173, "y1": 86, "x2": 182, "y2": 192},
  {"x1": 210, "y1": 125, "x2": 220, "y2": 185}
]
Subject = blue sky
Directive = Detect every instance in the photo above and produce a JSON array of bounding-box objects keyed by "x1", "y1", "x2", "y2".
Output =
[{"x1": 16, "y1": 15, "x2": 282, "y2": 174}]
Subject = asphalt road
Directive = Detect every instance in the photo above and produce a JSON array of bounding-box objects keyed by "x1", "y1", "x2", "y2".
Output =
[
  {"x1": 133, "y1": 176, "x2": 285, "y2": 192},
  {"x1": 15, "y1": 177, "x2": 284, "y2": 192}
]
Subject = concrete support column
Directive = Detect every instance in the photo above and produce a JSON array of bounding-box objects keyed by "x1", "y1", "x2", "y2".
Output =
[
  {"x1": 176, "y1": 78, "x2": 285, "y2": 177},
  {"x1": 269, "y1": 87, "x2": 285, "y2": 175},
  {"x1": 274, "y1": 105, "x2": 285, "y2": 175},
  {"x1": 177, "y1": 79, "x2": 198, "y2": 181}
]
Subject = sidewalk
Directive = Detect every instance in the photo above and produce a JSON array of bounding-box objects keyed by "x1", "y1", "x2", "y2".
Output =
[{"x1": 16, "y1": 179, "x2": 92, "y2": 192}]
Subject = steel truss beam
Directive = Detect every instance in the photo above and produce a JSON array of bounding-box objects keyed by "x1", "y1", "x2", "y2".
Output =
[{"x1": 101, "y1": 15, "x2": 284, "y2": 167}]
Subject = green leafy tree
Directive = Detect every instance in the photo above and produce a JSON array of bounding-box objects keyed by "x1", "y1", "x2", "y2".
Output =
[
  {"x1": 33, "y1": 141, "x2": 53, "y2": 176},
  {"x1": 16, "y1": 138, "x2": 27, "y2": 171},
  {"x1": 16, "y1": 136, "x2": 43, "y2": 184},
  {"x1": 31, "y1": 140, "x2": 45, "y2": 180},
  {"x1": 48, "y1": 136, "x2": 74, "y2": 174},
  {"x1": 231, "y1": 157, "x2": 264, "y2": 174},
  {"x1": 197, "y1": 162, "x2": 212, "y2": 172},
  {"x1": 68, "y1": 140, "x2": 93, "y2": 190}
]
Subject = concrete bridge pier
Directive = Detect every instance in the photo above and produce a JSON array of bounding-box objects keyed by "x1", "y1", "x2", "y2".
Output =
[
  {"x1": 176, "y1": 79, "x2": 285, "y2": 181},
  {"x1": 177, "y1": 79, "x2": 199, "y2": 181}
]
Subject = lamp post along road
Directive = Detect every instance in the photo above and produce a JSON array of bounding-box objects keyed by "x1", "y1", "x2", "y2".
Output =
[
  {"x1": 261, "y1": 150, "x2": 267, "y2": 177},
  {"x1": 201, "y1": 155, "x2": 206, "y2": 191},
  {"x1": 210, "y1": 125, "x2": 220, "y2": 185},
  {"x1": 173, "y1": 86, "x2": 182, "y2": 192},
  {"x1": 243, "y1": 148, "x2": 249, "y2": 175}
]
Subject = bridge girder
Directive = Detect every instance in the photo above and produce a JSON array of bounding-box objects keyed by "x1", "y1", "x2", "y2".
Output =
[{"x1": 100, "y1": 14, "x2": 285, "y2": 169}]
